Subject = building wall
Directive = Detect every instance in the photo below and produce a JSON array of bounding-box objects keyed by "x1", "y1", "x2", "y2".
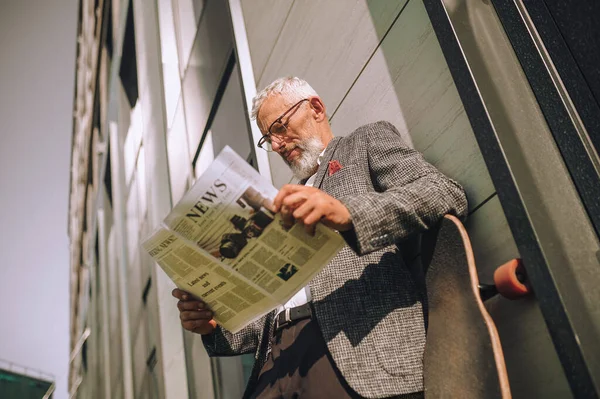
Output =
[
  {"x1": 152, "y1": 0, "x2": 252, "y2": 397},
  {"x1": 69, "y1": 0, "x2": 576, "y2": 398},
  {"x1": 240, "y1": 0, "x2": 571, "y2": 398},
  {"x1": 71, "y1": 0, "x2": 253, "y2": 397}
]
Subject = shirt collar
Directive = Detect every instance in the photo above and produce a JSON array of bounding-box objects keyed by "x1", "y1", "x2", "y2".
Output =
[
  {"x1": 316, "y1": 148, "x2": 326, "y2": 165},
  {"x1": 304, "y1": 149, "x2": 327, "y2": 187}
]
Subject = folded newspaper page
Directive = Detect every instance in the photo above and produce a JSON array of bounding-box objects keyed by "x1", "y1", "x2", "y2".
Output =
[{"x1": 142, "y1": 146, "x2": 345, "y2": 333}]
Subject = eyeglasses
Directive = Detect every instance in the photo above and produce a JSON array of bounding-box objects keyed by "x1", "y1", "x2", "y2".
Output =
[{"x1": 257, "y1": 99, "x2": 309, "y2": 152}]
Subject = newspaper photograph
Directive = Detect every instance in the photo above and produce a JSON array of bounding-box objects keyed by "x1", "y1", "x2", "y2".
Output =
[{"x1": 142, "y1": 146, "x2": 345, "y2": 333}]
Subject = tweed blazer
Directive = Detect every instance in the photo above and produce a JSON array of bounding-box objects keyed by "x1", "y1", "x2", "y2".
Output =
[{"x1": 202, "y1": 121, "x2": 468, "y2": 398}]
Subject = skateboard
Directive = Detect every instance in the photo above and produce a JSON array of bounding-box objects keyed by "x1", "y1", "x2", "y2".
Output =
[{"x1": 420, "y1": 214, "x2": 530, "y2": 399}]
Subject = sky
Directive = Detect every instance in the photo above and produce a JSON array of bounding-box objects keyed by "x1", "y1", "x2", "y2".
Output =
[{"x1": 0, "y1": 1, "x2": 79, "y2": 398}]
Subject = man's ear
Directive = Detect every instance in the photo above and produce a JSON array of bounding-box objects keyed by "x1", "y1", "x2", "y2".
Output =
[{"x1": 309, "y1": 97, "x2": 327, "y2": 122}]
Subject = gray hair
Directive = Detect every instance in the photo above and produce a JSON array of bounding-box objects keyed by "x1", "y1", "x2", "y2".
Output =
[{"x1": 251, "y1": 77, "x2": 319, "y2": 120}]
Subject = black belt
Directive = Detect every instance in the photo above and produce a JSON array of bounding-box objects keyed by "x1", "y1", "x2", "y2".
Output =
[{"x1": 274, "y1": 303, "x2": 312, "y2": 333}]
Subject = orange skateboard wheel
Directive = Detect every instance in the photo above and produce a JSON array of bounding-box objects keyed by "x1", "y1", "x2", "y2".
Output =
[{"x1": 494, "y1": 258, "x2": 530, "y2": 299}]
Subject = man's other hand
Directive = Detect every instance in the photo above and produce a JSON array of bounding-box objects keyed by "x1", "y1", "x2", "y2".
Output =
[
  {"x1": 273, "y1": 185, "x2": 352, "y2": 235},
  {"x1": 172, "y1": 288, "x2": 217, "y2": 335}
]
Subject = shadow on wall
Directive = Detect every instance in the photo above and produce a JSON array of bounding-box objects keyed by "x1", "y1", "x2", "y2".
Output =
[
  {"x1": 237, "y1": 0, "x2": 572, "y2": 397},
  {"x1": 332, "y1": 0, "x2": 493, "y2": 210},
  {"x1": 357, "y1": 1, "x2": 573, "y2": 398}
]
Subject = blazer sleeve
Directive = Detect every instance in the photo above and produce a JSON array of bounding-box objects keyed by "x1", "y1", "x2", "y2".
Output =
[
  {"x1": 339, "y1": 121, "x2": 468, "y2": 255},
  {"x1": 201, "y1": 312, "x2": 272, "y2": 357}
]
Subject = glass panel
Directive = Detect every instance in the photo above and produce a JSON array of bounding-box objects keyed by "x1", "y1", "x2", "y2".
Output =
[
  {"x1": 174, "y1": 0, "x2": 205, "y2": 73},
  {"x1": 181, "y1": 0, "x2": 232, "y2": 159},
  {"x1": 208, "y1": 63, "x2": 253, "y2": 160},
  {"x1": 126, "y1": 251, "x2": 143, "y2": 326},
  {"x1": 118, "y1": 82, "x2": 132, "y2": 142},
  {"x1": 107, "y1": 229, "x2": 124, "y2": 397},
  {"x1": 136, "y1": 146, "x2": 147, "y2": 218},
  {"x1": 123, "y1": 131, "x2": 136, "y2": 187},
  {"x1": 123, "y1": 102, "x2": 143, "y2": 186},
  {"x1": 120, "y1": 0, "x2": 139, "y2": 108},
  {"x1": 156, "y1": 0, "x2": 181, "y2": 127},
  {"x1": 167, "y1": 97, "x2": 192, "y2": 203},
  {"x1": 194, "y1": 130, "x2": 214, "y2": 179},
  {"x1": 131, "y1": 305, "x2": 149, "y2": 396},
  {"x1": 126, "y1": 178, "x2": 139, "y2": 265}
]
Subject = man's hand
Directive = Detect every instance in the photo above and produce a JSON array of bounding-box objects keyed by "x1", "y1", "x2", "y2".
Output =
[
  {"x1": 273, "y1": 184, "x2": 352, "y2": 235},
  {"x1": 172, "y1": 288, "x2": 217, "y2": 335}
]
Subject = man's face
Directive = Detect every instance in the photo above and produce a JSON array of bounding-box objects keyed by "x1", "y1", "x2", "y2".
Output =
[{"x1": 257, "y1": 95, "x2": 325, "y2": 179}]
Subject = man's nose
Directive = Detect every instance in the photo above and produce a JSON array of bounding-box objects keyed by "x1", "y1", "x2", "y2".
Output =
[{"x1": 271, "y1": 139, "x2": 285, "y2": 153}]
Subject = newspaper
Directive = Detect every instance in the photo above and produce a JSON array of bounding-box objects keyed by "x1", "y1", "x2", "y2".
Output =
[{"x1": 142, "y1": 146, "x2": 345, "y2": 333}]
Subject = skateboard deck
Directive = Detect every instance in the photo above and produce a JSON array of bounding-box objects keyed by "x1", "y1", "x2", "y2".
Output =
[{"x1": 421, "y1": 215, "x2": 511, "y2": 399}]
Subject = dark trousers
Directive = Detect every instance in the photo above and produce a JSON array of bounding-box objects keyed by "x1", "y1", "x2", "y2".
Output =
[
  {"x1": 249, "y1": 318, "x2": 424, "y2": 399},
  {"x1": 250, "y1": 318, "x2": 359, "y2": 398}
]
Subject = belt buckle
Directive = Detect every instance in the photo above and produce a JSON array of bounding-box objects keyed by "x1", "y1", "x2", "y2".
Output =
[{"x1": 276, "y1": 308, "x2": 292, "y2": 331}]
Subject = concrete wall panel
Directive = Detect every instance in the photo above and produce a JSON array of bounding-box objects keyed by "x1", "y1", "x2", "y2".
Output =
[
  {"x1": 466, "y1": 195, "x2": 519, "y2": 282},
  {"x1": 487, "y1": 296, "x2": 573, "y2": 399},
  {"x1": 330, "y1": 0, "x2": 493, "y2": 208},
  {"x1": 240, "y1": 0, "x2": 294, "y2": 83},
  {"x1": 258, "y1": 0, "x2": 406, "y2": 107}
]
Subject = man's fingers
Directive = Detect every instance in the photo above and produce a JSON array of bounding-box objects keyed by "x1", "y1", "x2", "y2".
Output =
[
  {"x1": 289, "y1": 200, "x2": 320, "y2": 236},
  {"x1": 177, "y1": 300, "x2": 207, "y2": 311},
  {"x1": 182, "y1": 319, "x2": 214, "y2": 334},
  {"x1": 292, "y1": 198, "x2": 323, "y2": 234},
  {"x1": 174, "y1": 290, "x2": 216, "y2": 335},
  {"x1": 301, "y1": 208, "x2": 323, "y2": 236},
  {"x1": 281, "y1": 191, "x2": 309, "y2": 209},
  {"x1": 292, "y1": 198, "x2": 315, "y2": 220},
  {"x1": 172, "y1": 288, "x2": 190, "y2": 300},
  {"x1": 273, "y1": 185, "x2": 293, "y2": 211},
  {"x1": 273, "y1": 184, "x2": 305, "y2": 212},
  {"x1": 278, "y1": 187, "x2": 317, "y2": 228},
  {"x1": 280, "y1": 205, "x2": 295, "y2": 227},
  {"x1": 292, "y1": 193, "x2": 353, "y2": 232},
  {"x1": 263, "y1": 199, "x2": 276, "y2": 213},
  {"x1": 180, "y1": 310, "x2": 213, "y2": 321}
]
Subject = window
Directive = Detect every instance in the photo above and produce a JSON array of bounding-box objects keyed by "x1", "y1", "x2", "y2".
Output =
[{"x1": 119, "y1": 0, "x2": 138, "y2": 108}]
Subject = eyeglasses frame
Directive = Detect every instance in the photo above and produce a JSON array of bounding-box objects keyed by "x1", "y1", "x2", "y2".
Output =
[{"x1": 257, "y1": 98, "x2": 310, "y2": 151}]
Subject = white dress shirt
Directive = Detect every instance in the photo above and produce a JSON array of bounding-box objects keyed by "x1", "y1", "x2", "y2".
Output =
[{"x1": 279, "y1": 150, "x2": 326, "y2": 311}]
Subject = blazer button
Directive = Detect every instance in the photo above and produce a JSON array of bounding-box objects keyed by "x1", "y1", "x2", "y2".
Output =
[{"x1": 381, "y1": 234, "x2": 392, "y2": 246}]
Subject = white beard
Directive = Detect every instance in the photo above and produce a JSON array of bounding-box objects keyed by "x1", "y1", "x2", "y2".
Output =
[{"x1": 285, "y1": 137, "x2": 324, "y2": 180}]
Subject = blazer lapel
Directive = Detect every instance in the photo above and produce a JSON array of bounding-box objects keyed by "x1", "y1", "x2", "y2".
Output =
[{"x1": 313, "y1": 136, "x2": 342, "y2": 189}]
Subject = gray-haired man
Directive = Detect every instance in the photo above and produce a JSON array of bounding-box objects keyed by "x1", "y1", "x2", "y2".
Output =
[{"x1": 173, "y1": 77, "x2": 468, "y2": 398}]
